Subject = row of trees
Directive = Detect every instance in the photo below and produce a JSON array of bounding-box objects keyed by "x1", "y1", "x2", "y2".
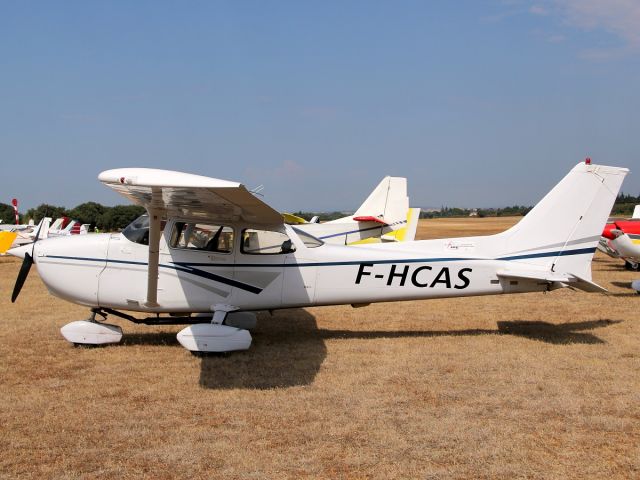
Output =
[
  {"x1": 611, "y1": 193, "x2": 640, "y2": 216},
  {"x1": 422, "y1": 192, "x2": 640, "y2": 219},
  {"x1": 1, "y1": 192, "x2": 638, "y2": 230},
  {"x1": 421, "y1": 205, "x2": 533, "y2": 219},
  {"x1": 0, "y1": 202, "x2": 145, "y2": 231}
]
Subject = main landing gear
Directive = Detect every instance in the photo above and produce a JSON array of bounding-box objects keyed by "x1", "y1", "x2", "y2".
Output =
[
  {"x1": 625, "y1": 261, "x2": 639, "y2": 271},
  {"x1": 177, "y1": 305, "x2": 252, "y2": 353},
  {"x1": 59, "y1": 306, "x2": 256, "y2": 352}
]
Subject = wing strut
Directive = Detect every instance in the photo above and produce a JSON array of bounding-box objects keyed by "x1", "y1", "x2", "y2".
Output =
[{"x1": 146, "y1": 204, "x2": 163, "y2": 307}]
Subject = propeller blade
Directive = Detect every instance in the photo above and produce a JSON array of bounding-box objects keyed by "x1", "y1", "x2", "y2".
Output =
[
  {"x1": 11, "y1": 252, "x2": 33, "y2": 303},
  {"x1": 31, "y1": 218, "x2": 46, "y2": 253}
]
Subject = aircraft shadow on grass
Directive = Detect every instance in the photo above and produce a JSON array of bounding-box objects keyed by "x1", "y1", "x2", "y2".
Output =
[{"x1": 115, "y1": 311, "x2": 621, "y2": 390}]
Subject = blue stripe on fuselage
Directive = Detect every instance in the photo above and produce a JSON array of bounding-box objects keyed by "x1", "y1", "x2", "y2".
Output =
[{"x1": 46, "y1": 246, "x2": 595, "y2": 271}]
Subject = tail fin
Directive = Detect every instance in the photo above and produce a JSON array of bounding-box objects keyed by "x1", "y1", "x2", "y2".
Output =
[
  {"x1": 36, "y1": 217, "x2": 51, "y2": 240},
  {"x1": 498, "y1": 162, "x2": 628, "y2": 281},
  {"x1": 353, "y1": 176, "x2": 409, "y2": 225},
  {"x1": 49, "y1": 218, "x2": 64, "y2": 232}
]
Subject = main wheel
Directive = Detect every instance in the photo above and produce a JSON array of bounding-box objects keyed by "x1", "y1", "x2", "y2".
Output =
[{"x1": 625, "y1": 261, "x2": 640, "y2": 271}]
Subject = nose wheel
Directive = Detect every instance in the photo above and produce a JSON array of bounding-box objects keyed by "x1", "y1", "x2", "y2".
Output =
[{"x1": 60, "y1": 308, "x2": 123, "y2": 346}]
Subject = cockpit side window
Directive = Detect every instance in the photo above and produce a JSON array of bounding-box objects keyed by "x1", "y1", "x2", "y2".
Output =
[
  {"x1": 122, "y1": 215, "x2": 150, "y2": 245},
  {"x1": 170, "y1": 222, "x2": 234, "y2": 253},
  {"x1": 241, "y1": 228, "x2": 296, "y2": 255},
  {"x1": 122, "y1": 215, "x2": 167, "y2": 246}
]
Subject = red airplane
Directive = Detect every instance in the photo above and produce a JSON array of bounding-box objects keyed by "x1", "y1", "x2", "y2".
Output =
[{"x1": 599, "y1": 210, "x2": 640, "y2": 271}]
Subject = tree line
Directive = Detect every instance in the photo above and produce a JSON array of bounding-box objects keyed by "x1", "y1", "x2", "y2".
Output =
[
  {"x1": 422, "y1": 192, "x2": 640, "y2": 219},
  {"x1": 611, "y1": 192, "x2": 640, "y2": 216},
  {"x1": 0, "y1": 202, "x2": 145, "y2": 231},
  {"x1": 1, "y1": 192, "x2": 638, "y2": 229},
  {"x1": 421, "y1": 205, "x2": 533, "y2": 219}
]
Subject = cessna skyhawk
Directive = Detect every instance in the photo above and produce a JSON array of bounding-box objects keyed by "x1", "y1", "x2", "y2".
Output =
[{"x1": 8, "y1": 160, "x2": 628, "y2": 352}]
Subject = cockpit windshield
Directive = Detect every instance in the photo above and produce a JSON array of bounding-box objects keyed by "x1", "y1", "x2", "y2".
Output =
[
  {"x1": 123, "y1": 214, "x2": 150, "y2": 245},
  {"x1": 291, "y1": 227, "x2": 324, "y2": 248}
]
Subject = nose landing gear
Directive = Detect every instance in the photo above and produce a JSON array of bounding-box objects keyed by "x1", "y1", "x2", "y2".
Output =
[{"x1": 60, "y1": 308, "x2": 124, "y2": 346}]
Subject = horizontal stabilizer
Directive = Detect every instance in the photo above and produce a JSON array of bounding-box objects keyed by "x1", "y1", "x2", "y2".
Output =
[
  {"x1": 353, "y1": 215, "x2": 387, "y2": 225},
  {"x1": 497, "y1": 270, "x2": 607, "y2": 293},
  {"x1": 568, "y1": 274, "x2": 608, "y2": 293},
  {"x1": 497, "y1": 270, "x2": 571, "y2": 284}
]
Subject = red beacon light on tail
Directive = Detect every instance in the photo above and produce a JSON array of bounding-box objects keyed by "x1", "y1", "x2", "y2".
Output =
[{"x1": 585, "y1": 157, "x2": 591, "y2": 165}]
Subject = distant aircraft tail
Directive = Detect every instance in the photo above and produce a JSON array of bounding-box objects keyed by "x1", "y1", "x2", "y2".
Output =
[
  {"x1": 353, "y1": 176, "x2": 409, "y2": 225},
  {"x1": 49, "y1": 218, "x2": 65, "y2": 232},
  {"x1": 37, "y1": 217, "x2": 51, "y2": 239},
  {"x1": 495, "y1": 161, "x2": 628, "y2": 285},
  {"x1": 381, "y1": 208, "x2": 421, "y2": 242}
]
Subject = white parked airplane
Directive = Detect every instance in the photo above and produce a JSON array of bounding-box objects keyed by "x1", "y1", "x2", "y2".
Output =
[
  {"x1": 48, "y1": 218, "x2": 90, "y2": 237},
  {"x1": 0, "y1": 217, "x2": 50, "y2": 253},
  {"x1": 8, "y1": 160, "x2": 628, "y2": 352},
  {"x1": 285, "y1": 176, "x2": 420, "y2": 245}
]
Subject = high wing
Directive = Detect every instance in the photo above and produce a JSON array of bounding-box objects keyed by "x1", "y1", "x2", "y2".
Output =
[
  {"x1": 99, "y1": 168, "x2": 284, "y2": 307},
  {"x1": 99, "y1": 168, "x2": 283, "y2": 225}
]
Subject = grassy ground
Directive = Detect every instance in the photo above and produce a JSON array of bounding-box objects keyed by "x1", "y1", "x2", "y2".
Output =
[{"x1": 1, "y1": 217, "x2": 638, "y2": 479}]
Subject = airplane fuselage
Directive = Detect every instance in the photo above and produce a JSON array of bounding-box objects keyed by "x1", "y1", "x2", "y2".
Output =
[{"x1": 29, "y1": 220, "x2": 552, "y2": 314}]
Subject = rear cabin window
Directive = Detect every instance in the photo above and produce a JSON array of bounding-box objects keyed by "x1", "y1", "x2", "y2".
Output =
[
  {"x1": 171, "y1": 222, "x2": 234, "y2": 253},
  {"x1": 241, "y1": 228, "x2": 295, "y2": 255}
]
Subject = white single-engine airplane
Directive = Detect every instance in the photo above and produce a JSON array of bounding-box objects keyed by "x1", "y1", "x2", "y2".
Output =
[{"x1": 8, "y1": 160, "x2": 628, "y2": 352}]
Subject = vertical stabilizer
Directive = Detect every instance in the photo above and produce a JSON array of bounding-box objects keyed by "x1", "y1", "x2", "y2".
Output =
[
  {"x1": 498, "y1": 162, "x2": 628, "y2": 280},
  {"x1": 353, "y1": 176, "x2": 409, "y2": 225}
]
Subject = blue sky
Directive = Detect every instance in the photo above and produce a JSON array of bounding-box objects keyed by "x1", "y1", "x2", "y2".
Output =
[{"x1": 1, "y1": 0, "x2": 639, "y2": 212}]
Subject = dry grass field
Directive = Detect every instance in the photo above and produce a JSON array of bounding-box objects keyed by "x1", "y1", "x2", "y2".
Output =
[{"x1": 1, "y1": 217, "x2": 639, "y2": 479}]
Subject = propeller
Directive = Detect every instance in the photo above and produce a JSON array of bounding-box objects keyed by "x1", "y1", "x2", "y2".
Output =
[{"x1": 11, "y1": 218, "x2": 45, "y2": 303}]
